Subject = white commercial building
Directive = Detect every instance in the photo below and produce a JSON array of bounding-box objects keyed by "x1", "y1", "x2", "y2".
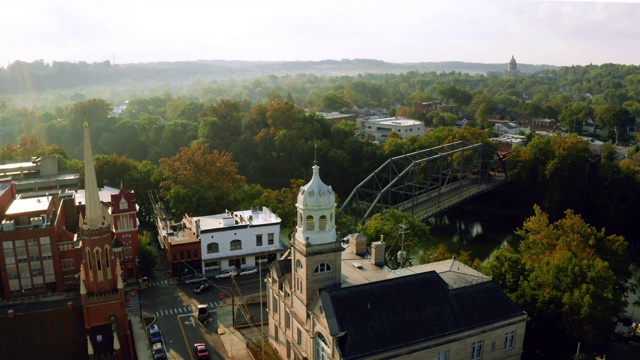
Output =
[
  {"x1": 361, "y1": 117, "x2": 425, "y2": 142},
  {"x1": 189, "y1": 207, "x2": 285, "y2": 275}
]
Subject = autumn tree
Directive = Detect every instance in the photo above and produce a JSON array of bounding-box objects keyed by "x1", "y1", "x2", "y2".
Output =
[
  {"x1": 419, "y1": 243, "x2": 482, "y2": 270},
  {"x1": 483, "y1": 205, "x2": 630, "y2": 353},
  {"x1": 156, "y1": 143, "x2": 245, "y2": 216}
]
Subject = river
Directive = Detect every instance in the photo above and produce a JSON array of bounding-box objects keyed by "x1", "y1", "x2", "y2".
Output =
[{"x1": 416, "y1": 200, "x2": 528, "y2": 264}]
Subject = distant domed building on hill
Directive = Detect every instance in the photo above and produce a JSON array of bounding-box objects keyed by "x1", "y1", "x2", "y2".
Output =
[{"x1": 487, "y1": 55, "x2": 528, "y2": 78}]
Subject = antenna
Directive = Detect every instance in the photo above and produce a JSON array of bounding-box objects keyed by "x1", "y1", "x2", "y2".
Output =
[{"x1": 314, "y1": 141, "x2": 318, "y2": 165}]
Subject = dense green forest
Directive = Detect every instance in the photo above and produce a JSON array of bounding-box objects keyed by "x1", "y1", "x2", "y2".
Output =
[{"x1": 2, "y1": 59, "x2": 640, "y2": 357}]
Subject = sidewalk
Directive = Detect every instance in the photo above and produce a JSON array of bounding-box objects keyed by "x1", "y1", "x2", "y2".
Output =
[
  {"x1": 216, "y1": 299, "x2": 255, "y2": 360},
  {"x1": 129, "y1": 309, "x2": 154, "y2": 360}
]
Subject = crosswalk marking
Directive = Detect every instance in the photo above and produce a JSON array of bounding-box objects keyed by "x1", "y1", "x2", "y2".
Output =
[{"x1": 150, "y1": 301, "x2": 220, "y2": 318}]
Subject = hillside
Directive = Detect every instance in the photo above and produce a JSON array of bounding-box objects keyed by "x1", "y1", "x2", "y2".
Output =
[{"x1": 0, "y1": 58, "x2": 556, "y2": 95}]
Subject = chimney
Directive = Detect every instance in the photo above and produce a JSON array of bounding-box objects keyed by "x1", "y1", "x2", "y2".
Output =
[
  {"x1": 371, "y1": 241, "x2": 385, "y2": 267},
  {"x1": 349, "y1": 233, "x2": 367, "y2": 257}
]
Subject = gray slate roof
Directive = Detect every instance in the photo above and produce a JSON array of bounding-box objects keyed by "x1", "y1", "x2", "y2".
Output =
[{"x1": 320, "y1": 271, "x2": 525, "y2": 359}]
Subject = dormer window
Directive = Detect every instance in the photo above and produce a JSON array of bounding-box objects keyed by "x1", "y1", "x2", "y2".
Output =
[{"x1": 314, "y1": 263, "x2": 332, "y2": 274}]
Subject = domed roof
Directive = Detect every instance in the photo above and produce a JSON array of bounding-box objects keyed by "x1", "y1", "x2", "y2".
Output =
[
  {"x1": 297, "y1": 164, "x2": 335, "y2": 209},
  {"x1": 508, "y1": 55, "x2": 517, "y2": 71}
]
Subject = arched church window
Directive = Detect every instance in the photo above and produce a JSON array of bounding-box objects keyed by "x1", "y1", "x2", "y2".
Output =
[
  {"x1": 86, "y1": 248, "x2": 92, "y2": 270},
  {"x1": 306, "y1": 215, "x2": 315, "y2": 230},
  {"x1": 104, "y1": 245, "x2": 110, "y2": 268},
  {"x1": 95, "y1": 249, "x2": 102, "y2": 271}
]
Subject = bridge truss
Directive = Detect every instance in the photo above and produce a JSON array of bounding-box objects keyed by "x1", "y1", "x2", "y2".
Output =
[{"x1": 337, "y1": 141, "x2": 506, "y2": 226}]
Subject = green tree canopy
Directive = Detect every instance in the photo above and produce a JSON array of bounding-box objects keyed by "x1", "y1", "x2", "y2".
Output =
[
  {"x1": 356, "y1": 209, "x2": 431, "y2": 269},
  {"x1": 483, "y1": 205, "x2": 630, "y2": 352}
]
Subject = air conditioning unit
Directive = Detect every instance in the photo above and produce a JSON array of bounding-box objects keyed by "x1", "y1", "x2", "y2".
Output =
[
  {"x1": 31, "y1": 217, "x2": 44, "y2": 226},
  {"x1": 2, "y1": 219, "x2": 15, "y2": 231}
]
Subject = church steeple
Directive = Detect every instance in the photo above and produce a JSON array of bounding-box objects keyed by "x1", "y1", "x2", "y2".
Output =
[{"x1": 83, "y1": 121, "x2": 103, "y2": 230}]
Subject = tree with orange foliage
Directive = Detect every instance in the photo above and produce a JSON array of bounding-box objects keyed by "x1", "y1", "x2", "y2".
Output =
[{"x1": 156, "y1": 143, "x2": 245, "y2": 216}]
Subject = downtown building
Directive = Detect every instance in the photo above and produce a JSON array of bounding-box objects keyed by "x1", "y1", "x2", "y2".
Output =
[
  {"x1": 155, "y1": 205, "x2": 286, "y2": 277},
  {"x1": 0, "y1": 122, "x2": 137, "y2": 359},
  {"x1": 267, "y1": 163, "x2": 528, "y2": 360}
]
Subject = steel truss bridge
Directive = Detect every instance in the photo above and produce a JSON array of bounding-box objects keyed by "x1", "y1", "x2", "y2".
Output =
[{"x1": 337, "y1": 141, "x2": 507, "y2": 227}]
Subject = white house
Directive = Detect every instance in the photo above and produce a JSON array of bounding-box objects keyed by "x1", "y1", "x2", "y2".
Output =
[
  {"x1": 493, "y1": 122, "x2": 530, "y2": 135},
  {"x1": 361, "y1": 117, "x2": 425, "y2": 142},
  {"x1": 187, "y1": 207, "x2": 286, "y2": 275}
]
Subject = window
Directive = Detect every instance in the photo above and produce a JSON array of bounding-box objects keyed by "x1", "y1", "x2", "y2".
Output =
[
  {"x1": 230, "y1": 240, "x2": 242, "y2": 251},
  {"x1": 470, "y1": 341, "x2": 483, "y2": 360},
  {"x1": 319, "y1": 215, "x2": 327, "y2": 230},
  {"x1": 256, "y1": 234, "x2": 263, "y2": 246},
  {"x1": 316, "y1": 332, "x2": 330, "y2": 360},
  {"x1": 62, "y1": 258, "x2": 75, "y2": 270},
  {"x1": 503, "y1": 331, "x2": 515, "y2": 350},
  {"x1": 32, "y1": 268, "x2": 42, "y2": 277},
  {"x1": 306, "y1": 215, "x2": 315, "y2": 230},
  {"x1": 274, "y1": 326, "x2": 279, "y2": 342},
  {"x1": 268, "y1": 233, "x2": 274, "y2": 245},
  {"x1": 29, "y1": 254, "x2": 41, "y2": 262},
  {"x1": 207, "y1": 242, "x2": 219, "y2": 253},
  {"x1": 296, "y1": 259, "x2": 303, "y2": 271},
  {"x1": 435, "y1": 350, "x2": 449, "y2": 360},
  {"x1": 297, "y1": 328, "x2": 303, "y2": 346},
  {"x1": 124, "y1": 246, "x2": 132, "y2": 258},
  {"x1": 285, "y1": 311, "x2": 291, "y2": 329},
  {"x1": 314, "y1": 263, "x2": 332, "y2": 274},
  {"x1": 272, "y1": 295, "x2": 278, "y2": 314},
  {"x1": 7, "y1": 271, "x2": 18, "y2": 279}
]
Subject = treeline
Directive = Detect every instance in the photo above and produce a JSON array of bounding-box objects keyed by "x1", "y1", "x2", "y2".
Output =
[{"x1": 0, "y1": 58, "x2": 557, "y2": 97}]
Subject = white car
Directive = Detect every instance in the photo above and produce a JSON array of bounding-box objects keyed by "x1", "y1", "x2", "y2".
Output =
[
  {"x1": 214, "y1": 270, "x2": 237, "y2": 280},
  {"x1": 185, "y1": 274, "x2": 207, "y2": 284},
  {"x1": 240, "y1": 267, "x2": 258, "y2": 276}
]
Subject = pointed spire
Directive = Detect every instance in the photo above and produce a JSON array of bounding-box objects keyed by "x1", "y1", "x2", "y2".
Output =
[
  {"x1": 83, "y1": 121, "x2": 103, "y2": 230},
  {"x1": 116, "y1": 258, "x2": 123, "y2": 290},
  {"x1": 112, "y1": 330, "x2": 121, "y2": 351},
  {"x1": 80, "y1": 264, "x2": 87, "y2": 295},
  {"x1": 87, "y1": 336, "x2": 94, "y2": 355}
]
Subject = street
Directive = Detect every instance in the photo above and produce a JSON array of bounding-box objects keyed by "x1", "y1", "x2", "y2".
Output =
[{"x1": 129, "y1": 239, "x2": 267, "y2": 360}]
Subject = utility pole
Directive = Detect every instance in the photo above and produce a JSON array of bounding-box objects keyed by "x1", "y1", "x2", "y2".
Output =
[
  {"x1": 231, "y1": 276, "x2": 236, "y2": 328},
  {"x1": 397, "y1": 221, "x2": 408, "y2": 269}
]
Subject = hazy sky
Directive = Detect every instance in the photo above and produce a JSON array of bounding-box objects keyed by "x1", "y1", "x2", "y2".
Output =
[{"x1": 2, "y1": 0, "x2": 639, "y2": 67}]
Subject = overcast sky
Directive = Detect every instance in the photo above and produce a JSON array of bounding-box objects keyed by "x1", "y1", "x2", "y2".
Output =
[{"x1": 2, "y1": 0, "x2": 639, "y2": 67}]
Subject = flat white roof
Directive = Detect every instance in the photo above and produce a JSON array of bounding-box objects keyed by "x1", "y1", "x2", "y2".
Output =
[
  {"x1": 366, "y1": 117, "x2": 422, "y2": 126},
  {"x1": 6, "y1": 195, "x2": 51, "y2": 215},
  {"x1": 195, "y1": 208, "x2": 281, "y2": 231}
]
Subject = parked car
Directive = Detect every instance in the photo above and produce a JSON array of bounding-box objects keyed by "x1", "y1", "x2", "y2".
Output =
[
  {"x1": 240, "y1": 267, "x2": 258, "y2": 276},
  {"x1": 194, "y1": 342, "x2": 210, "y2": 359},
  {"x1": 194, "y1": 282, "x2": 213, "y2": 294},
  {"x1": 185, "y1": 274, "x2": 207, "y2": 284},
  {"x1": 148, "y1": 324, "x2": 163, "y2": 345},
  {"x1": 214, "y1": 269, "x2": 237, "y2": 280},
  {"x1": 152, "y1": 342, "x2": 167, "y2": 360}
]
